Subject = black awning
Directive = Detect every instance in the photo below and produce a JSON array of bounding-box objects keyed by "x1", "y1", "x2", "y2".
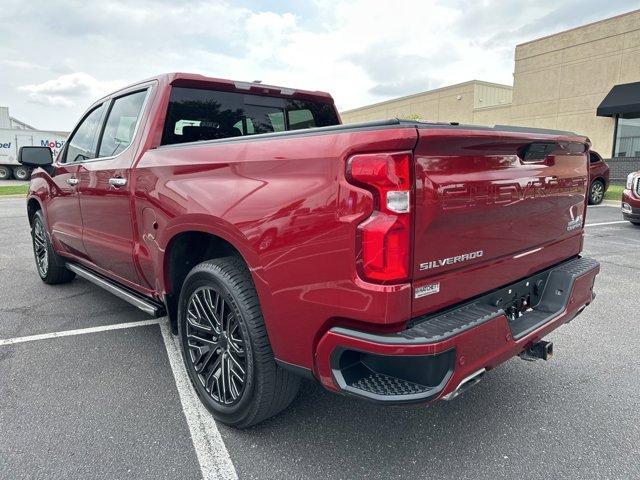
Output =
[{"x1": 597, "y1": 81, "x2": 640, "y2": 117}]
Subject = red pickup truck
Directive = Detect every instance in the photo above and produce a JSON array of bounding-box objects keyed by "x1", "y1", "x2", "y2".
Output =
[{"x1": 21, "y1": 73, "x2": 600, "y2": 427}]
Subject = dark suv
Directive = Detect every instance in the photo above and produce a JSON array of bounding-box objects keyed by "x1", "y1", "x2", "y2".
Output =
[{"x1": 588, "y1": 151, "x2": 610, "y2": 205}]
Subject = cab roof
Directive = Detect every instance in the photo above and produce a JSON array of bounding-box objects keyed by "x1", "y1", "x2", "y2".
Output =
[{"x1": 115, "y1": 72, "x2": 334, "y2": 103}]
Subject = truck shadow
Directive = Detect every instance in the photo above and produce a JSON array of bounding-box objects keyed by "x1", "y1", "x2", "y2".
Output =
[{"x1": 221, "y1": 353, "x2": 605, "y2": 479}]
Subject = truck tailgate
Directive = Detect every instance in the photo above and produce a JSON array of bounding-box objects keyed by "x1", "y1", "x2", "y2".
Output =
[{"x1": 411, "y1": 127, "x2": 589, "y2": 317}]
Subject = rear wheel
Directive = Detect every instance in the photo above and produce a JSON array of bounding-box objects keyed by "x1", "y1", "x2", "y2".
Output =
[
  {"x1": 588, "y1": 179, "x2": 605, "y2": 205},
  {"x1": 31, "y1": 210, "x2": 75, "y2": 284},
  {"x1": 12, "y1": 165, "x2": 31, "y2": 181},
  {"x1": 178, "y1": 256, "x2": 300, "y2": 428},
  {"x1": 0, "y1": 165, "x2": 12, "y2": 180}
]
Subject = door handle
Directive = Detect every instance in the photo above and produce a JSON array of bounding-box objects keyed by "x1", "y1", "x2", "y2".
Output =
[
  {"x1": 66, "y1": 178, "x2": 79, "y2": 186},
  {"x1": 109, "y1": 177, "x2": 127, "y2": 188}
]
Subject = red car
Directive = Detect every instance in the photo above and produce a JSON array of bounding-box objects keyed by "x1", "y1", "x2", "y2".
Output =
[
  {"x1": 588, "y1": 151, "x2": 610, "y2": 205},
  {"x1": 622, "y1": 171, "x2": 640, "y2": 225},
  {"x1": 19, "y1": 73, "x2": 600, "y2": 427}
]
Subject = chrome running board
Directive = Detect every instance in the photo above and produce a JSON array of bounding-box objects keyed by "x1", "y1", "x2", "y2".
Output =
[{"x1": 66, "y1": 262, "x2": 165, "y2": 317}]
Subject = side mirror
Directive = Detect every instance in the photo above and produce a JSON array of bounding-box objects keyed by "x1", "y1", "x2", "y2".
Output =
[{"x1": 18, "y1": 146, "x2": 53, "y2": 167}]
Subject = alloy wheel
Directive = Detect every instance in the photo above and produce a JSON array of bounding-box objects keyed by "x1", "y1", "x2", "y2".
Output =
[
  {"x1": 186, "y1": 286, "x2": 247, "y2": 405},
  {"x1": 591, "y1": 182, "x2": 604, "y2": 203},
  {"x1": 33, "y1": 220, "x2": 48, "y2": 277}
]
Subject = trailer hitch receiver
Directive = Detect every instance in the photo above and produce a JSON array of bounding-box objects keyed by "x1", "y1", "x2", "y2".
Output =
[{"x1": 519, "y1": 340, "x2": 553, "y2": 361}]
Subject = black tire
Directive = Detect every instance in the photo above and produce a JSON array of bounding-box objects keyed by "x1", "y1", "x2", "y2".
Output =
[
  {"x1": 588, "y1": 179, "x2": 605, "y2": 205},
  {"x1": 0, "y1": 165, "x2": 12, "y2": 180},
  {"x1": 631, "y1": 221, "x2": 640, "y2": 226},
  {"x1": 178, "y1": 256, "x2": 300, "y2": 428},
  {"x1": 31, "y1": 210, "x2": 75, "y2": 284},
  {"x1": 13, "y1": 165, "x2": 31, "y2": 181}
]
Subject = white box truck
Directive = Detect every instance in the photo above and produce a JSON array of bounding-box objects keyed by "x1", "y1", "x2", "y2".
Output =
[{"x1": 0, "y1": 129, "x2": 67, "y2": 180}]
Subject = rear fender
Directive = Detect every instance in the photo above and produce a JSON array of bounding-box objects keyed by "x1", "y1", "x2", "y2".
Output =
[{"x1": 157, "y1": 214, "x2": 262, "y2": 295}]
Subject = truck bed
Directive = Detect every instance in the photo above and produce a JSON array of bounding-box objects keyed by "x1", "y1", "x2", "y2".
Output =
[
  {"x1": 136, "y1": 118, "x2": 589, "y2": 369},
  {"x1": 152, "y1": 117, "x2": 580, "y2": 148}
]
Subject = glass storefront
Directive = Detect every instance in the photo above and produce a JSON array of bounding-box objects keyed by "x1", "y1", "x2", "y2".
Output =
[{"x1": 614, "y1": 115, "x2": 640, "y2": 158}]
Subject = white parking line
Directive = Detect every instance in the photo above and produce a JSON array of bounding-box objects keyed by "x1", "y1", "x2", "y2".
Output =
[
  {"x1": 160, "y1": 321, "x2": 238, "y2": 480},
  {"x1": 588, "y1": 203, "x2": 620, "y2": 209},
  {"x1": 1, "y1": 317, "x2": 238, "y2": 479},
  {"x1": 585, "y1": 220, "x2": 629, "y2": 227},
  {"x1": 0, "y1": 318, "x2": 163, "y2": 346}
]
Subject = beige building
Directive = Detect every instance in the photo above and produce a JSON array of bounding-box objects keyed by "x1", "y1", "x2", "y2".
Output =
[
  {"x1": 341, "y1": 9, "x2": 640, "y2": 173},
  {"x1": 340, "y1": 80, "x2": 513, "y2": 126}
]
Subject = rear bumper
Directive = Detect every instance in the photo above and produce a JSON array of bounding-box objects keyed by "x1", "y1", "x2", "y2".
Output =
[{"x1": 315, "y1": 257, "x2": 599, "y2": 404}]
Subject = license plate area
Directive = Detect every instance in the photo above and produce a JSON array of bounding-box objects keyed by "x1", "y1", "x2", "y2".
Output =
[
  {"x1": 484, "y1": 269, "x2": 551, "y2": 323},
  {"x1": 406, "y1": 257, "x2": 598, "y2": 342}
]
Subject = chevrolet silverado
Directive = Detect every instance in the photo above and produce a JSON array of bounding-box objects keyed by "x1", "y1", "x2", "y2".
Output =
[{"x1": 20, "y1": 73, "x2": 600, "y2": 427}]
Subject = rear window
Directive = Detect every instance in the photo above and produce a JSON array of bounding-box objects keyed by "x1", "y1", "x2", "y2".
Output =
[{"x1": 161, "y1": 87, "x2": 339, "y2": 145}]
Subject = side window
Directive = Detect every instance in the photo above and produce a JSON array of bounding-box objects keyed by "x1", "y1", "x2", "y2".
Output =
[
  {"x1": 267, "y1": 111, "x2": 285, "y2": 132},
  {"x1": 243, "y1": 105, "x2": 284, "y2": 134},
  {"x1": 288, "y1": 109, "x2": 315, "y2": 130},
  {"x1": 589, "y1": 152, "x2": 600, "y2": 163},
  {"x1": 63, "y1": 104, "x2": 105, "y2": 163},
  {"x1": 175, "y1": 119, "x2": 201, "y2": 135},
  {"x1": 232, "y1": 119, "x2": 255, "y2": 135},
  {"x1": 98, "y1": 90, "x2": 148, "y2": 157}
]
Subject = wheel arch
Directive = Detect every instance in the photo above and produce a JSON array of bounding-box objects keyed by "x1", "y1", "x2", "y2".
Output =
[
  {"x1": 27, "y1": 196, "x2": 43, "y2": 226},
  {"x1": 160, "y1": 226, "x2": 263, "y2": 334}
]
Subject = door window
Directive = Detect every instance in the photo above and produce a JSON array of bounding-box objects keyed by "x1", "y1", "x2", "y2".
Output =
[
  {"x1": 63, "y1": 104, "x2": 105, "y2": 163},
  {"x1": 98, "y1": 90, "x2": 148, "y2": 157}
]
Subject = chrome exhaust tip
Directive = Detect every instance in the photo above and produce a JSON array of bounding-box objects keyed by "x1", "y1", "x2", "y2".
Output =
[{"x1": 442, "y1": 368, "x2": 486, "y2": 401}]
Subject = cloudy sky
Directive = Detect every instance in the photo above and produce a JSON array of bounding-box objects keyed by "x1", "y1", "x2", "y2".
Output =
[{"x1": 1, "y1": 0, "x2": 639, "y2": 131}]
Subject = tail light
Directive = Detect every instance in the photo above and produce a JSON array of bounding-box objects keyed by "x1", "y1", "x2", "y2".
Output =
[{"x1": 346, "y1": 151, "x2": 412, "y2": 282}]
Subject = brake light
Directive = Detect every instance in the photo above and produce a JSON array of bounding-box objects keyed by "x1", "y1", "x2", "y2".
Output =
[{"x1": 346, "y1": 151, "x2": 412, "y2": 282}]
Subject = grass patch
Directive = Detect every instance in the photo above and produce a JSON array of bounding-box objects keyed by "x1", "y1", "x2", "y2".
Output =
[
  {"x1": 0, "y1": 184, "x2": 29, "y2": 196},
  {"x1": 604, "y1": 184, "x2": 624, "y2": 201}
]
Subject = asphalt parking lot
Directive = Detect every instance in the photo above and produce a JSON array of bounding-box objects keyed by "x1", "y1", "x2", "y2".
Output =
[{"x1": 1, "y1": 196, "x2": 639, "y2": 480}]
